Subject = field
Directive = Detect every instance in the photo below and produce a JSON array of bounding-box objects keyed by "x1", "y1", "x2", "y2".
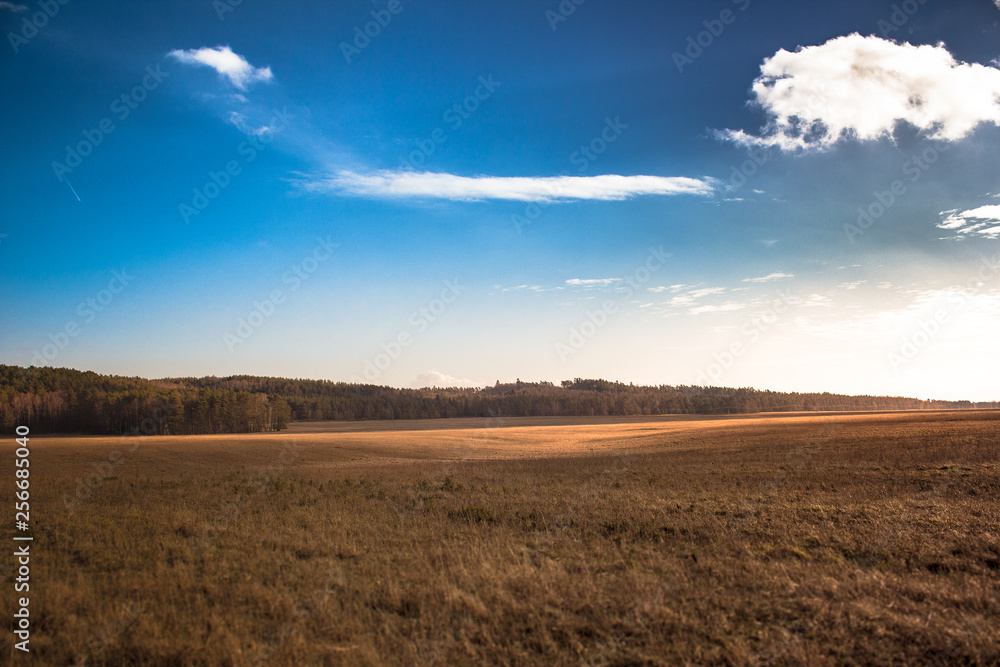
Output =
[{"x1": 5, "y1": 411, "x2": 1000, "y2": 665}]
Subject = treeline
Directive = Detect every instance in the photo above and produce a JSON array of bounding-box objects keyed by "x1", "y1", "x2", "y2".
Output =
[
  {"x1": 0, "y1": 366, "x2": 290, "y2": 435},
  {"x1": 164, "y1": 375, "x2": 995, "y2": 421},
  {"x1": 3, "y1": 365, "x2": 994, "y2": 435}
]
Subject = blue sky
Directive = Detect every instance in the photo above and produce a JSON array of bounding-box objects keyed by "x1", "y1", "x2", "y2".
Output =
[{"x1": 2, "y1": 0, "x2": 1000, "y2": 400}]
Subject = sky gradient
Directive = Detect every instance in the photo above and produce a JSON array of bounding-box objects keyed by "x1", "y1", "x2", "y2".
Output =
[{"x1": 2, "y1": 0, "x2": 999, "y2": 400}]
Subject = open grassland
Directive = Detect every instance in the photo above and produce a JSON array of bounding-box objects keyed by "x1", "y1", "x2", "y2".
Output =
[{"x1": 5, "y1": 411, "x2": 1000, "y2": 665}]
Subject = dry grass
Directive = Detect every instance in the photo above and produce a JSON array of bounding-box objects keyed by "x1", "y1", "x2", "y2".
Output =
[{"x1": 5, "y1": 411, "x2": 1000, "y2": 665}]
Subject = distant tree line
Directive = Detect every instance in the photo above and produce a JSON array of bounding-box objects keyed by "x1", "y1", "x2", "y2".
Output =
[
  {"x1": 166, "y1": 375, "x2": 997, "y2": 421},
  {"x1": 0, "y1": 366, "x2": 290, "y2": 435},
  {"x1": 2, "y1": 365, "x2": 995, "y2": 436}
]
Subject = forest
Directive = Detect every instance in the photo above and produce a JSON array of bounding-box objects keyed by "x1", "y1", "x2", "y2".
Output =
[{"x1": 1, "y1": 364, "x2": 995, "y2": 435}]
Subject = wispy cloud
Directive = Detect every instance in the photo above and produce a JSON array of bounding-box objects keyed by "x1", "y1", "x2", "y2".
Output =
[
  {"x1": 297, "y1": 170, "x2": 715, "y2": 202},
  {"x1": 788, "y1": 294, "x2": 833, "y2": 308},
  {"x1": 655, "y1": 283, "x2": 690, "y2": 293},
  {"x1": 689, "y1": 302, "x2": 746, "y2": 315},
  {"x1": 688, "y1": 287, "x2": 728, "y2": 298},
  {"x1": 722, "y1": 34, "x2": 1000, "y2": 151},
  {"x1": 653, "y1": 286, "x2": 729, "y2": 309},
  {"x1": 0, "y1": 2, "x2": 28, "y2": 11},
  {"x1": 566, "y1": 278, "x2": 620, "y2": 286},
  {"x1": 500, "y1": 284, "x2": 550, "y2": 292},
  {"x1": 167, "y1": 45, "x2": 273, "y2": 90},
  {"x1": 938, "y1": 205, "x2": 1000, "y2": 238},
  {"x1": 227, "y1": 110, "x2": 280, "y2": 137},
  {"x1": 743, "y1": 272, "x2": 794, "y2": 283}
]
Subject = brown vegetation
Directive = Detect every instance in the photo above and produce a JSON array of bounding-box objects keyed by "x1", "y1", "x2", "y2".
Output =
[{"x1": 6, "y1": 411, "x2": 1000, "y2": 665}]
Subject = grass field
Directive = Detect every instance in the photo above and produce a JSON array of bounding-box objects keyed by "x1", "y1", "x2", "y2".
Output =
[{"x1": 5, "y1": 411, "x2": 1000, "y2": 665}]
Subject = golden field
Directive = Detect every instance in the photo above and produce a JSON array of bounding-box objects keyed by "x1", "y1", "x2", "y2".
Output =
[{"x1": 4, "y1": 411, "x2": 999, "y2": 665}]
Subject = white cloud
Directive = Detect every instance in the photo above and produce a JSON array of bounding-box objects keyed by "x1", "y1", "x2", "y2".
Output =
[
  {"x1": 688, "y1": 287, "x2": 728, "y2": 298},
  {"x1": 788, "y1": 294, "x2": 834, "y2": 308},
  {"x1": 668, "y1": 295, "x2": 695, "y2": 307},
  {"x1": 645, "y1": 284, "x2": 740, "y2": 311},
  {"x1": 937, "y1": 209, "x2": 967, "y2": 229},
  {"x1": 412, "y1": 371, "x2": 480, "y2": 388},
  {"x1": 648, "y1": 283, "x2": 689, "y2": 293},
  {"x1": 566, "y1": 278, "x2": 620, "y2": 286},
  {"x1": 298, "y1": 170, "x2": 715, "y2": 202},
  {"x1": 743, "y1": 272, "x2": 794, "y2": 283},
  {"x1": 938, "y1": 205, "x2": 1000, "y2": 238},
  {"x1": 723, "y1": 34, "x2": 1000, "y2": 151},
  {"x1": 168, "y1": 45, "x2": 273, "y2": 90},
  {"x1": 689, "y1": 302, "x2": 746, "y2": 315},
  {"x1": 228, "y1": 110, "x2": 280, "y2": 137},
  {"x1": 228, "y1": 111, "x2": 254, "y2": 133},
  {"x1": 0, "y1": 2, "x2": 28, "y2": 11},
  {"x1": 658, "y1": 286, "x2": 729, "y2": 309}
]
